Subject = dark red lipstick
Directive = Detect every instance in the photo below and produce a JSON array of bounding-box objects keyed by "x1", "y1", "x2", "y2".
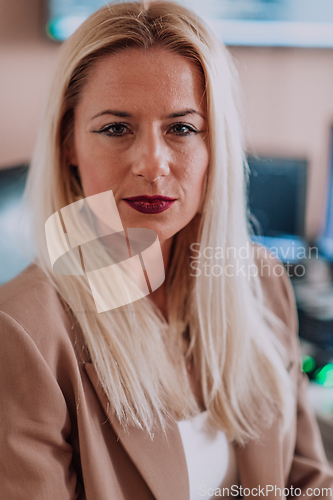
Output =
[{"x1": 124, "y1": 195, "x2": 177, "y2": 214}]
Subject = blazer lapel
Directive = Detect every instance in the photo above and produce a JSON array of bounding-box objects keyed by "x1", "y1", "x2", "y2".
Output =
[
  {"x1": 86, "y1": 362, "x2": 288, "y2": 499},
  {"x1": 84, "y1": 362, "x2": 190, "y2": 500},
  {"x1": 235, "y1": 418, "x2": 285, "y2": 499}
]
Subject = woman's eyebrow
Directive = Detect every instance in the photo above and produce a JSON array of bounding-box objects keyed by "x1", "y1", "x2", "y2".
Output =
[
  {"x1": 166, "y1": 109, "x2": 206, "y2": 120},
  {"x1": 91, "y1": 110, "x2": 131, "y2": 120}
]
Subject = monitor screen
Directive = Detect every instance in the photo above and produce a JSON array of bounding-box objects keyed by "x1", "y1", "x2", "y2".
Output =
[
  {"x1": 0, "y1": 166, "x2": 32, "y2": 285},
  {"x1": 247, "y1": 156, "x2": 308, "y2": 263},
  {"x1": 317, "y1": 128, "x2": 333, "y2": 260},
  {"x1": 46, "y1": 0, "x2": 333, "y2": 48},
  {"x1": 248, "y1": 156, "x2": 308, "y2": 238}
]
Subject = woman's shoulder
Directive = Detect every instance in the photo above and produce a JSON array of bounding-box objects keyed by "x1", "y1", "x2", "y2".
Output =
[
  {"x1": 0, "y1": 264, "x2": 56, "y2": 306},
  {"x1": 252, "y1": 244, "x2": 298, "y2": 333},
  {"x1": 252, "y1": 243, "x2": 300, "y2": 366},
  {"x1": 0, "y1": 265, "x2": 86, "y2": 365}
]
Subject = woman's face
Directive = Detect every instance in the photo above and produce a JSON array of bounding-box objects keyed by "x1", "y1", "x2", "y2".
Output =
[{"x1": 69, "y1": 47, "x2": 209, "y2": 246}]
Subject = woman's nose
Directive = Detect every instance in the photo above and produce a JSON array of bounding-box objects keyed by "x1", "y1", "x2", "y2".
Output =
[{"x1": 131, "y1": 130, "x2": 170, "y2": 183}]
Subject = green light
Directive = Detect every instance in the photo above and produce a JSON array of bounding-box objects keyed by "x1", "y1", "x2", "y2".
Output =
[
  {"x1": 314, "y1": 363, "x2": 333, "y2": 387},
  {"x1": 302, "y1": 355, "x2": 316, "y2": 373}
]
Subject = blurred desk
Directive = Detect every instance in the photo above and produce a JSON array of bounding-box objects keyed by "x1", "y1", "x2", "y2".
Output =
[
  {"x1": 292, "y1": 256, "x2": 333, "y2": 360},
  {"x1": 308, "y1": 383, "x2": 333, "y2": 463},
  {"x1": 291, "y1": 257, "x2": 333, "y2": 464}
]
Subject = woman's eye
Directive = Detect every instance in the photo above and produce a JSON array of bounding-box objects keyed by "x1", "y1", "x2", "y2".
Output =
[
  {"x1": 170, "y1": 123, "x2": 197, "y2": 136},
  {"x1": 95, "y1": 123, "x2": 131, "y2": 137}
]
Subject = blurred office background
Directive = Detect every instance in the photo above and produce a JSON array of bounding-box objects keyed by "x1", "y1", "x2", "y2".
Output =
[{"x1": 1, "y1": 0, "x2": 333, "y2": 458}]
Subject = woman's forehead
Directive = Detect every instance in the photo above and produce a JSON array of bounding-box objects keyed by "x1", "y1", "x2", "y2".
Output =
[{"x1": 78, "y1": 47, "x2": 206, "y2": 118}]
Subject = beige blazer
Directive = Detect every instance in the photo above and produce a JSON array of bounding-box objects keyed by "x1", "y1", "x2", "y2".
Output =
[{"x1": 0, "y1": 261, "x2": 333, "y2": 500}]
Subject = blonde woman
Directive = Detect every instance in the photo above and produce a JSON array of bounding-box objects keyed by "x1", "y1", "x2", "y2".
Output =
[{"x1": 0, "y1": 1, "x2": 332, "y2": 498}]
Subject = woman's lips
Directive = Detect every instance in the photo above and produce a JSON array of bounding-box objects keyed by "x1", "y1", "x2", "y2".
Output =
[{"x1": 123, "y1": 195, "x2": 177, "y2": 214}]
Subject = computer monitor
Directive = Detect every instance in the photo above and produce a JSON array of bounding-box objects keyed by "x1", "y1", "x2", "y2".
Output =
[
  {"x1": 317, "y1": 128, "x2": 333, "y2": 260},
  {"x1": 0, "y1": 165, "x2": 31, "y2": 285},
  {"x1": 247, "y1": 156, "x2": 308, "y2": 263}
]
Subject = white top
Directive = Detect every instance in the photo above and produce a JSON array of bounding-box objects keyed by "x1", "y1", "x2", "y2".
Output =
[{"x1": 177, "y1": 412, "x2": 238, "y2": 500}]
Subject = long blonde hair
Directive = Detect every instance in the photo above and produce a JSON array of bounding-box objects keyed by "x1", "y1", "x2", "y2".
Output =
[{"x1": 25, "y1": 0, "x2": 294, "y2": 444}]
